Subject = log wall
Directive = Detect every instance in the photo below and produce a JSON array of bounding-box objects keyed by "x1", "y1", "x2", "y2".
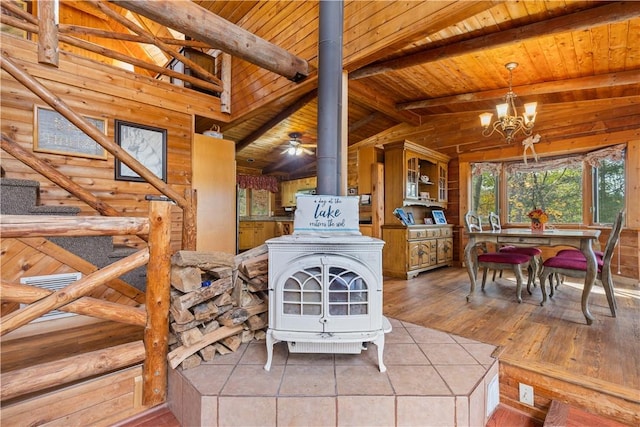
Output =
[{"x1": 1, "y1": 35, "x2": 226, "y2": 251}]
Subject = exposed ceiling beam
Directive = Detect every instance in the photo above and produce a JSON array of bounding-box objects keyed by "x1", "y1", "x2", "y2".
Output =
[
  {"x1": 350, "y1": 1, "x2": 640, "y2": 80},
  {"x1": 398, "y1": 70, "x2": 640, "y2": 110},
  {"x1": 349, "y1": 80, "x2": 421, "y2": 126},
  {"x1": 113, "y1": 0, "x2": 309, "y2": 82},
  {"x1": 235, "y1": 89, "x2": 318, "y2": 152},
  {"x1": 345, "y1": 1, "x2": 500, "y2": 73}
]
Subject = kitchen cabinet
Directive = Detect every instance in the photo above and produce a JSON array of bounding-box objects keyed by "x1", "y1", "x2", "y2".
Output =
[
  {"x1": 382, "y1": 224, "x2": 453, "y2": 279},
  {"x1": 238, "y1": 221, "x2": 276, "y2": 251},
  {"x1": 280, "y1": 176, "x2": 317, "y2": 207}
]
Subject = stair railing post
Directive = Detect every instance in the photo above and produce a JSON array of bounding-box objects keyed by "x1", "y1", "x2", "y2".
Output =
[{"x1": 143, "y1": 200, "x2": 172, "y2": 406}]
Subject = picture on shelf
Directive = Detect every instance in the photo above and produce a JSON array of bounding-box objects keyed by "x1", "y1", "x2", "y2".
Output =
[
  {"x1": 406, "y1": 212, "x2": 415, "y2": 225},
  {"x1": 424, "y1": 218, "x2": 434, "y2": 225},
  {"x1": 432, "y1": 210, "x2": 447, "y2": 224},
  {"x1": 393, "y1": 208, "x2": 411, "y2": 226}
]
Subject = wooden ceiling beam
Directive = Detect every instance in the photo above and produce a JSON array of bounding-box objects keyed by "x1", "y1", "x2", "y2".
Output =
[
  {"x1": 235, "y1": 89, "x2": 318, "y2": 152},
  {"x1": 349, "y1": 80, "x2": 421, "y2": 126},
  {"x1": 113, "y1": 0, "x2": 309, "y2": 82},
  {"x1": 398, "y1": 70, "x2": 640, "y2": 110},
  {"x1": 350, "y1": 1, "x2": 640, "y2": 80}
]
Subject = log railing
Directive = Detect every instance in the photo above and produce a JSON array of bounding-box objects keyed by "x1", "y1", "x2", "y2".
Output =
[{"x1": 0, "y1": 201, "x2": 172, "y2": 405}]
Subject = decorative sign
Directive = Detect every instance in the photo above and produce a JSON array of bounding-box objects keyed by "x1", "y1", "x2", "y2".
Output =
[
  {"x1": 34, "y1": 107, "x2": 107, "y2": 159},
  {"x1": 294, "y1": 195, "x2": 360, "y2": 234}
]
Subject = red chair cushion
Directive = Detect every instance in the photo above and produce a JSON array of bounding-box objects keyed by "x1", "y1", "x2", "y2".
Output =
[
  {"x1": 556, "y1": 249, "x2": 604, "y2": 258},
  {"x1": 499, "y1": 246, "x2": 543, "y2": 257},
  {"x1": 477, "y1": 252, "x2": 530, "y2": 264},
  {"x1": 543, "y1": 255, "x2": 603, "y2": 272}
]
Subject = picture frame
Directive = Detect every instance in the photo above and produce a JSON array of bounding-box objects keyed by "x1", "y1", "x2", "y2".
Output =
[
  {"x1": 432, "y1": 210, "x2": 447, "y2": 225},
  {"x1": 424, "y1": 218, "x2": 434, "y2": 225},
  {"x1": 406, "y1": 212, "x2": 415, "y2": 225},
  {"x1": 115, "y1": 120, "x2": 167, "y2": 182},
  {"x1": 393, "y1": 208, "x2": 410, "y2": 226},
  {"x1": 34, "y1": 106, "x2": 107, "y2": 159},
  {"x1": 1, "y1": 0, "x2": 31, "y2": 39}
]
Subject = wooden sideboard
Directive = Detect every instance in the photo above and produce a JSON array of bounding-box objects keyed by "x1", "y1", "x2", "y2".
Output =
[{"x1": 382, "y1": 224, "x2": 454, "y2": 279}]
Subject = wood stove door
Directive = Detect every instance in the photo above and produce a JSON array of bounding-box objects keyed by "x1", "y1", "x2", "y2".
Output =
[{"x1": 273, "y1": 255, "x2": 381, "y2": 334}]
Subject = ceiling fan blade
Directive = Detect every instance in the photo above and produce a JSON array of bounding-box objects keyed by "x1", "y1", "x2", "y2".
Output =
[{"x1": 302, "y1": 148, "x2": 315, "y2": 155}]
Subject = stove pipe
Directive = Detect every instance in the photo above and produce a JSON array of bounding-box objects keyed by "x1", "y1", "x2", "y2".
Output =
[{"x1": 316, "y1": 0, "x2": 344, "y2": 196}]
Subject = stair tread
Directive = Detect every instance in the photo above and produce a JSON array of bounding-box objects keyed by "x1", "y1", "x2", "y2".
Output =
[{"x1": 544, "y1": 400, "x2": 629, "y2": 427}]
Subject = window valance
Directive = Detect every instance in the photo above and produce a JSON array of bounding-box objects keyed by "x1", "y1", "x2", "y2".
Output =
[
  {"x1": 237, "y1": 174, "x2": 279, "y2": 193},
  {"x1": 472, "y1": 144, "x2": 626, "y2": 175}
]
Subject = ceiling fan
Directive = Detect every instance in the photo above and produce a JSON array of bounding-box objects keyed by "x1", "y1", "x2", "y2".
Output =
[{"x1": 281, "y1": 132, "x2": 316, "y2": 156}]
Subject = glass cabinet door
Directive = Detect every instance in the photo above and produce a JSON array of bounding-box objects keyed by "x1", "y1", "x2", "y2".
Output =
[
  {"x1": 438, "y1": 162, "x2": 448, "y2": 202},
  {"x1": 406, "y1": 157, "x2": 419, "y2": 199}
]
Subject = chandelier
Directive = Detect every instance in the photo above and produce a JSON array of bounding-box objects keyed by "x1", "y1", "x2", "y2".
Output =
[{"x1": 479, "y1": 62, "x2": 537, "y2": 143}]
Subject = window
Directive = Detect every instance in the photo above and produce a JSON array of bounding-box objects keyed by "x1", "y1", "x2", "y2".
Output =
[
  {"x1": 471, "y1": 169, "x2": 498, "y2": 224},
  {"x1": 470, "y1": 144, "x2": 626, "y2": 226},
  {"x1": 507, "y1": 162, "x2": 583, "y2": 224},
  {"x1": 593, "y1": 158, "x2": 625, "y2": 224}
]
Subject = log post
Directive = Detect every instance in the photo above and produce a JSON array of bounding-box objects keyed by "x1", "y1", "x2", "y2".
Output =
[
  {"x1": 182, "y1": 189, "x2": 197, "y2": 250},
  {"x1": 37, "y1": 0, "x2": 59, "y2": 66},
  {"x1": 143, "y1": 200, "x2": 172, "y2": 405}
]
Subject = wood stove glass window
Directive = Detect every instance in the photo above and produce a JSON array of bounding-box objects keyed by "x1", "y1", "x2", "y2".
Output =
[
  {"x1": 283, "y1": 267, "x2": 322, "y2": 315},
  {"x1": 328, "y1": 268, "x2": 368, "y2": 316}
]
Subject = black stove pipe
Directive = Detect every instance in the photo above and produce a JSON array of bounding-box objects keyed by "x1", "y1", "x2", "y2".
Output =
[{"x1": 316, "y1": 0, "x2": 344, "y2": 196}]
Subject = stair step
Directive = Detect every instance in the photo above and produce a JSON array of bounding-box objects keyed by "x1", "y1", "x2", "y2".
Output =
[{"x1": 543, "y1": 400, "x2": 628, "y2": 427}]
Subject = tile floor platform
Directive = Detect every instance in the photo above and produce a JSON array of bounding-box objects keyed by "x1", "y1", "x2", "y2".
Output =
[{"x1": 168, "y1": 318, "x2": 500, "y2": 427}]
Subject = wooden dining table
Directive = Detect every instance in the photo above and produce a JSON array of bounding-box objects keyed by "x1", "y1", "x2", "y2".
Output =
[{"x1": 464, "y1": 228, "x2": 602, "y2": 325}]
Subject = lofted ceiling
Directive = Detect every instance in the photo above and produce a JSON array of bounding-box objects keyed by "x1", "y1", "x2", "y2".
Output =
[
  {"x1": 12, "y1": 0, "x2": 639, "y2": 178},
  {"x1": 188, "y1": 0, "x2": 640, "y2": 177}
]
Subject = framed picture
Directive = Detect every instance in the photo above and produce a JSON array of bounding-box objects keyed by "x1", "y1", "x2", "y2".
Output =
[
  {"x1": 406, "y1": 212, "x2": 415, "y2": 225},
  {"x1": 393, "y1": 208, "x2": 410, "y2": 226},
  {"x1": 115, "y1": 120, "x2": 167, "y2": 182},
  {"x1": 424, "y1": 218, "x2": 434, "y2": 225},
  {"x1": 34, "y1": 106, "x2": 107, "y2": 159},
  {"x1": 1, "y1": 0, "x2": 31, "y2": 39},
  {"x1": 432, "y1": 210, "x2": 447, "y2": 225}
]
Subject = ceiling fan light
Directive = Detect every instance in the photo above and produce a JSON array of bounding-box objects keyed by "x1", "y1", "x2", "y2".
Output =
[{"x1": 288, "y1": 146, "x2": 296, "y2": 155}]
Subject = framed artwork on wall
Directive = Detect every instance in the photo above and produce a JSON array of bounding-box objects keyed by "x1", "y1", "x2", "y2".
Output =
[
  {"x1": 432, "y1": 210, "x2": 447, "y2": 225},
  {"x1": 114, "y1": 120, "x2": 167, "y2": 182},
  {"x1": 33, "y1": 106, "x2": 107, "y2": 159}
]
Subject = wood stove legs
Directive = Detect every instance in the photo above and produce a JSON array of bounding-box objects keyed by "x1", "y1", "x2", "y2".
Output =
[{"x1": 264, "y1": 329, "x2": 278, "y2": 371}]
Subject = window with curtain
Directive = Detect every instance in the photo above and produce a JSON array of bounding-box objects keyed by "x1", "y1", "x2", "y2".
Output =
[{"x1": 470, "y1": 144, "x2": 626, "y2": 225}]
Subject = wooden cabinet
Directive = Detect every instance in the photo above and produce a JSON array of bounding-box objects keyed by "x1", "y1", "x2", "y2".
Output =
[
  {"x1": 382, "y1": 224, "x2": 453, "y2": 279},
  {"x1": 383, "y1": 140, "x2": 450, "y2": 224},
  {"x1": 280, "y1": 176, "x2": 317, "y2": 207},
  {"x1": 238, "y1": 221, "x2": 276, "y2": 251},
  {"x1": 193, "y1": 134, "x2": 236, "y2": 253}
]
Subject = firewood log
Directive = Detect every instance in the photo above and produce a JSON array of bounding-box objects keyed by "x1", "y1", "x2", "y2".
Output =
[{"x1": 171, "y1": 250, "x2": 235, "y2": 269}]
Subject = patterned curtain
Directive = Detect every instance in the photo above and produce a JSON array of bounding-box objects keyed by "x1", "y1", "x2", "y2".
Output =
[{"x1": 237, "y1": 174, "x2": 279, "y2": 193}]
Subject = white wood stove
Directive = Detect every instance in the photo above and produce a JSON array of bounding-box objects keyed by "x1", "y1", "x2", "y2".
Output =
[{"x1": 264, "y1": 196, "x2": 390, "y2": 372}]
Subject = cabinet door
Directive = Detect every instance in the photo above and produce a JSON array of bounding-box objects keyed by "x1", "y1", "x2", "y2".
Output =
[
  {"x1": 408, "y1": 241, "x2": 422, "y2": 270},
  {"x1": 281, "y1": 181, "x2": 296, "y2": 207},
  {"x1": 238, "y1": 223, "x2": 254, "y2": 250},
  {"x1": 437, "y1": 162, "x2": 448, "y2": 203},
  {"x1": 437, "y1": 238, "x2": 453, "y2": 263}
]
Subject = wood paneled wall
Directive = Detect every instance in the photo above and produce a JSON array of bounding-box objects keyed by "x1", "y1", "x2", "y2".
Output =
[{"x1": 1, "y1": 35, "x2": 225, "y2": 251}]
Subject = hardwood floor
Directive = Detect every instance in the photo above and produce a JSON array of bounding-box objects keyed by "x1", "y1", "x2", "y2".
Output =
[{"x1": 383, "y1": 267, "x2": 639, "y2": 425}]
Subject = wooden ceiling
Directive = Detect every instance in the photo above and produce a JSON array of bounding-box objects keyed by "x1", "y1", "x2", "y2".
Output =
[
  {"x1": 13, "y1": 1, "x2": 639, "y2": 177},
  {"x1": 188, "y1": 0, "x2": 640, "y2": 176}
]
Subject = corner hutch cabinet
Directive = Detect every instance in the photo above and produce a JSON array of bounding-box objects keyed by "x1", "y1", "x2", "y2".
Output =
[{"x1": 382, "y1": 140, "x2": 452, "y2": 279}]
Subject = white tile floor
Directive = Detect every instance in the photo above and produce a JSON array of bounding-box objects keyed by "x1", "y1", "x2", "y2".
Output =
[{"x1": 168, "y1": 318, "x2": 499, "y2": 427}]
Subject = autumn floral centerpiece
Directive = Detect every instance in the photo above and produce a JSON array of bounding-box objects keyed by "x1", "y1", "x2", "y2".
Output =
[{"x1": 527, "y1": 208, "x2": 548, "y2": 232}]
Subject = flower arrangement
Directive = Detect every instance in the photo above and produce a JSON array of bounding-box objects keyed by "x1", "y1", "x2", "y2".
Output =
[{"x1": 527, "y1": 208, "x2": 548, "y2": 224}]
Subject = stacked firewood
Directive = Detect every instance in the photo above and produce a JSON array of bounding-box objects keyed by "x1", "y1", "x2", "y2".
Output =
[{"x1": 167, "y1": 245, "x2": 269, "y2": 369}]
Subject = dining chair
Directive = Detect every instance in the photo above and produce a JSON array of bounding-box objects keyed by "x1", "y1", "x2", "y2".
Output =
[
  {"x1": 464, "y1": 212, "x2": 534, "y2": 303},
  {"x1": 488, "y1": 212, "x2": 543, "y2": 284},
  {"x1": 539, "y1": 209, "x2": 625, "y2": 316}
]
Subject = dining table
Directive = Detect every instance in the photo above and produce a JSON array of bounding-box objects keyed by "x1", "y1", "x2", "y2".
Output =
[{"x1": 464, "y1": 228, "x2": 602, "y2": 325}]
